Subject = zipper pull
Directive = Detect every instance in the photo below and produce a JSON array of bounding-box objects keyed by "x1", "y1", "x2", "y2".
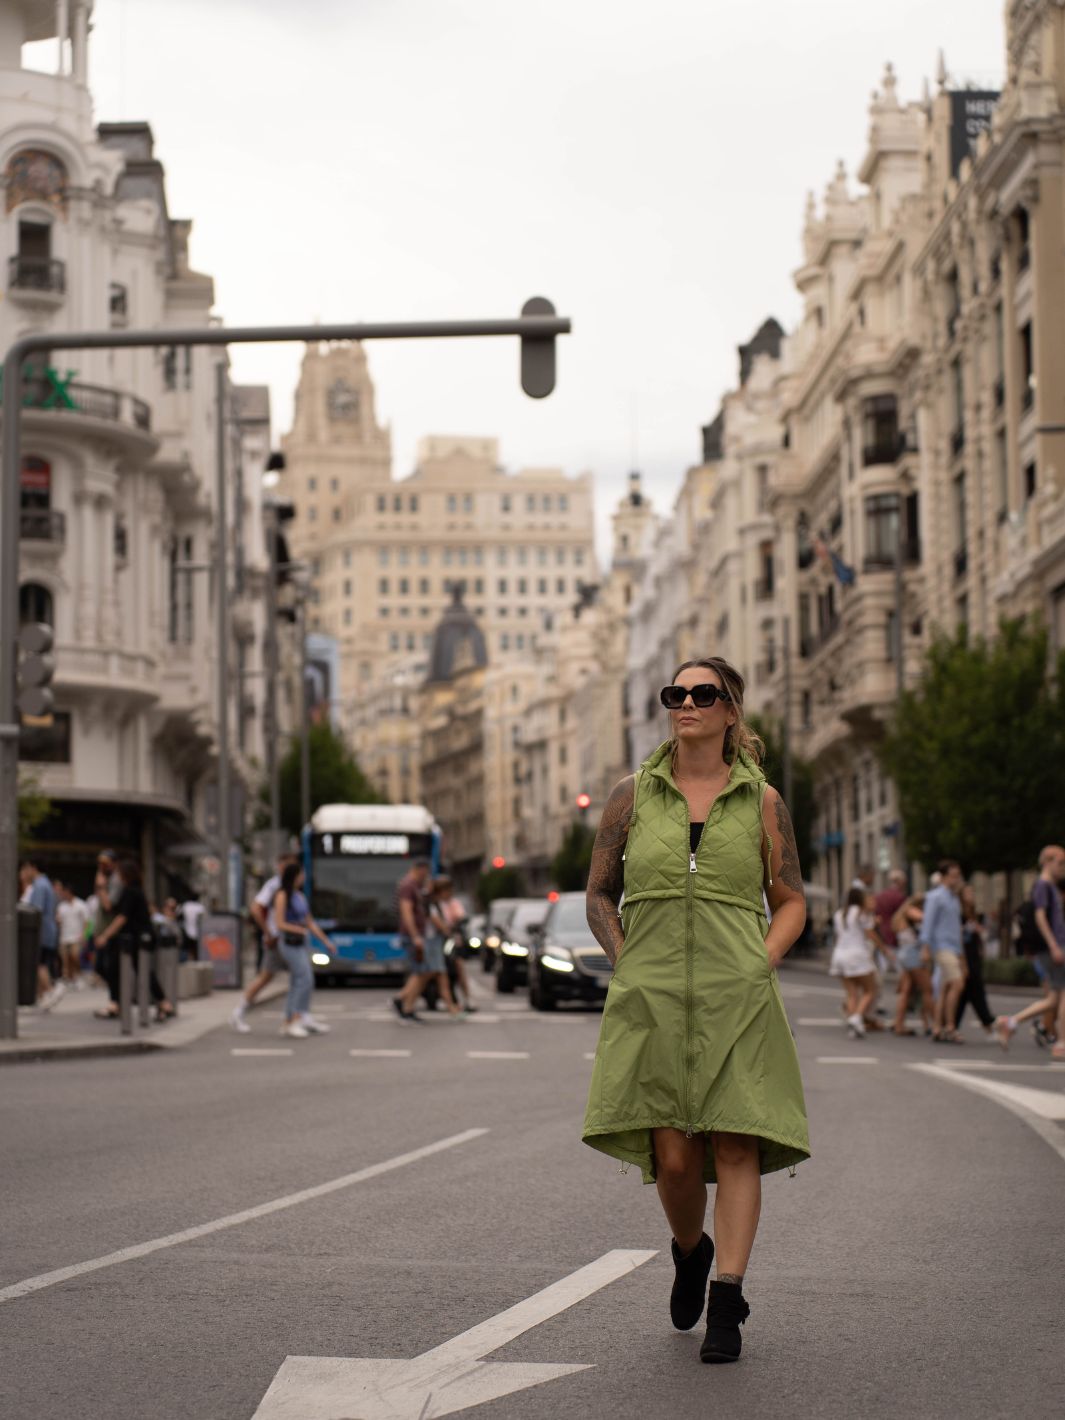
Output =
[
  {"x1": 685, "y1": 1126, "x2": 693, "y2": 1139},
  {"x1": 689, "y1": 852, "x2": 698, "y2": 874}
]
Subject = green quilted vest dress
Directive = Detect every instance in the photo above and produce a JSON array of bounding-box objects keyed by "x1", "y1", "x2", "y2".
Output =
[{"x1": 582, "y1": 742, "x2": 810, "y2": 1184}]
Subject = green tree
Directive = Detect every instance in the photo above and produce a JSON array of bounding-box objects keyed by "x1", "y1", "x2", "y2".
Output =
[
  {"x1": 17, "y1": 771, "x2": 52, "y2": 853},
  {"x1": 476, "y1": 864, "x2": 527, "y2": 910},
  {"x1": 263, "y1": 720, "x2": 383, "y2": 834},
  {"x1": 550, "y1": 819, "x2": 596, "y2": 891},
  {"x1": 877, "y1": 618, "x2": 1065, "y2": 876},
  {"x1": 747, "y1": 713, "x2": 816, "y2": 877}
]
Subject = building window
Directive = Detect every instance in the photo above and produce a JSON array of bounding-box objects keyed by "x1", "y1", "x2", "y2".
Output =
[
  {"x1": 343, "y1": 608, "x2": 352, "y2": 626},
  {"x1": 474, "y1": 577, "x2": 484, "y2": 594},
  {"x1": 864, "y1": 494, "x2": 900, "y2": 568},
  {"x1": 378, "y1": 548, "x2": 389, "y2": 567},
  {"x1": 1017, "y1": 206, "x2": 1031, "y2": 271},
  {"x1": 389, "y1": 633, "x2": 399, "y2": 651},
  {"x1": 801, "y1": 690, "x2": 811, "y2": 729},
  {"x1": 331, "y1": 508, "x2": 340, "y2": 522},
  {"x1": 559, "y1": 494, "x2": 568, "y2": 512},
  {"x1": 537, "y1": 547, "x2": 547, "y2": 566},
  {"x1": 447, "y1": 494, "x2": 457, "y2": 514},
  {"x1": 463, "y1": 494, "x2": 473, "y2": 513},
  {"x1": 951, "y1": 358, "x2": 965, "y2": 452},
  {"x1": 398, "y1": 578, "x2": 409, "y2": 595},
  {"x1": 377, "y1": 494, "x2": 386, "y2": 513},
  {"x1": 538, "y1": 578, "x2": 547, "y2": 595},
  {"x1": 502, "y1": 494, "x2": 511, "y2": 514},
  {"x1": 1021, "y1": 321, "x2": 1035, "y2": 411},
  {"x1": 418, "y1": 547, "x2": 429, "y2": 565},
  {"x1": 379, "y1": 578, "x2": 389, "y2": 595},
  {"x1": 526, "y1": 494, "x2": 535, "y2": 511},
  {"x1": 19, "y1": 581, "x2": 53, "y2": 627},
  {"x1": 516, "y1": 633, "x2": 525, "y2": 649},
  {"x1": 419, "y1": 577, "x2": 429, "y2": 595},
  {"x1": 393, "y1": 495, "x2": 402, "y2": 512},
  {"x1": 330, "y1": 478, "x2": 339, "y2": 493},
  {"x1": 343, "y1": 549, "x2": 352, "y2": 568},
  {"x1": 556, "y1": 578, "x2": 565, "y2": 595},
  {"x1": 543, "y1": 494, "x2": 552, "y2": 511},
  {"x1": 517, "y1": 577, "x2": 527, "y2": 596},
  {"x1": 861, "y1": 395, "x2": 898, "y2": 465},
  {"x1": 410, "y1": 494, "x2": 419, "y2": 512},
  {"x1": 575, "y1": 548, "x2": 584, "y2": 566},
  {"x1": 995, "y1": 429, "x2": 1008, "y2": 516},
  {"x1": 1025, "y1": 461, "x2": 1037, "y2": 500},
  {"x1": 308, "y1": 507, "x2": 317, "y2": 522},
  {"x1": 343, "y1": 578, "x2": 352, "y2": 596},
  {"x1": 498, "y1": 579, "x2": 508, "y2": 594},
  {"x1": 501, "y1": 633, "x2": 510, "y2": 651},
  {"x1": 755, "y1": 463, "x2": 770, "y2": 513},
  {"x1": 399, "y1": 546, "x2": 410, "y2": 566},
  {"x1": 953, "y1": 472, "x2": 967, "y2": 579},
  {"x1": 308, "y1": 477, "x2": 317, "y2": 492}
]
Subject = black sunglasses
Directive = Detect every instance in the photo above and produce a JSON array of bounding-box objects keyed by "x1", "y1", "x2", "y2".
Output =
[{"x1": 660, "y1": 683, "x2": 731, "y2": 710}]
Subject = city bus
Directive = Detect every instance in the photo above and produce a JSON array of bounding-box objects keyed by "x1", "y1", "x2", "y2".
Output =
[{"x1": 301, "y1": 803, "x2": 442, "y2": 980}]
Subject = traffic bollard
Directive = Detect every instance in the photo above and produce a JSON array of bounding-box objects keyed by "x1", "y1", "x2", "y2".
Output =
[
  {"x1": 119, "y1": 951, "x2": 134, "y2": 1035},
  {"x1": 156, "y1": 945, "x2": 179, "y2": 1017},
  {"x1": 137, "y1": 947, "x2": 151, "y2": 1028}
]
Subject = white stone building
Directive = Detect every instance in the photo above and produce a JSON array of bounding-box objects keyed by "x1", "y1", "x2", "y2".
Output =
[{"x1": 3, "y1": 2, "x2": 267, "y2": 897}]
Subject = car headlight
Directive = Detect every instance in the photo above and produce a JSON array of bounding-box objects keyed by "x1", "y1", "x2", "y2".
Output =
[
  {"x1": 467, "y1": 936, "x2": 482, "y2": 948},
  {"x1": 486, "y1": 934, "x2": 501, "y2": 949},
  {"x1": 541, "y1": 951, "x2": 575, "y2": 973},
  {"x1": 501, "y1": 940, "x2": 529, "y2": 957},
  {"x1": 311, "y1": 952, "x2": 331, "y2": 966}
]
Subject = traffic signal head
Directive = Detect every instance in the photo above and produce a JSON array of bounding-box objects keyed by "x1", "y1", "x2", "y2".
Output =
[
  {"x1": 575, "y1": 792, "x2": 591, "y2": 811},
  {"x1": 520, "y1": 297, "x2": 558, "y2": 399},
  {"x1": 491, "y1": 855, "x2": 506, "y2": 870},
  {"x1": 17, "y1": 621, "x2": 55, "y2": 720}
]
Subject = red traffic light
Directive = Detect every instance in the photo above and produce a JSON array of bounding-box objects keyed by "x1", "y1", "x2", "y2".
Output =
[
  {"x1": 575, "y1": 792, "x2": 591, "y2": 810},
  {"x1": 547, "y1": 890, "x2": 560, "y2": 902},
  {"x1": 491, "y1": 855, "x2": 506, "y2": 869}
]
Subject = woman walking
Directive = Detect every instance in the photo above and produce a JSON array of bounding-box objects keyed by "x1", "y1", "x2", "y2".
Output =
[
  {"x1": 93, "y1": 858, "x2": 174, "y2": 1022},
  {"x1": 954, "y1": 886, "x2": 995, "y2": 1037},
  {"x1": 274, "y1": 862, "x2": 335, "y2": 1039},
  {"x1": 583, "y1": 657, "x2": 809, "y2": 1365},
  {"x1": 829, "y1": 888, "x2": 880, "y2": 1038},
  {"x1": 891, "y1": 894, "x2": 934, "y2": 1036}
]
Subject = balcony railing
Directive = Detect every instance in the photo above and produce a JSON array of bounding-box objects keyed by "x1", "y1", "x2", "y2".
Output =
[
  {"x1": 19, "y1": 376, "x2": 151, "y2": 432},
  {"x1": 863, "y1": 540, "x2": 922, "y2": 574},
  {"x1": 20, "y1": 508, "x2": 66, "y2": 543},
  {"x1": 895, "y1": 430, "x2": 919, "y2": 460},
  {"x1": 863, "y1": 440, "x2": 898, "y2": 467},
  {"x1": 8, "y1": 254, "x2": 65, "y2": 294},
  {"x1": 954, "y1": 547, "x2": 968, "y2": 579}
]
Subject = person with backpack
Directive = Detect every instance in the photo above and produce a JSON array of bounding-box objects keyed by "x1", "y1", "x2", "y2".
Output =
[{"x1": 994, "y1": 845, "x2": 1065, "y2": 1058}]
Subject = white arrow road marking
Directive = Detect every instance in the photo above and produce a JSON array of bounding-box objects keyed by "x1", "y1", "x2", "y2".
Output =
[
  {"x1": 912, "y1": 1063, "x2": 1065, "y2": 1166},
  {"x1": 0, "y1": 1129, "x2": 487, "y2": 1304},
  {"x1": 250, "y1": 1248, "x2": 656, "y2": 1420}
]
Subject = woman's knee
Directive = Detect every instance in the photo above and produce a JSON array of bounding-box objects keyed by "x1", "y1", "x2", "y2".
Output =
[
  {"x1": 653, "y1": 1135, "x2": 702, "y2": 1186},
  {"x1": 710, "y1": 1131, "x2": 759, "y2": 1170}
]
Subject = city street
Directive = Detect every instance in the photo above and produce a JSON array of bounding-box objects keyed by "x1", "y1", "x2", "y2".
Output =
[{"x1": 2, "y1": 970, "x2": 1063, "y2": 1420}]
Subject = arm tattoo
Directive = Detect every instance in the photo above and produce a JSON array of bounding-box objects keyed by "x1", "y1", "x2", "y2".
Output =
[
  {"x1": 586, "y1": 776, "x2": 634, "y2": 967},
  {"x1": 772, "y1": 796, "x2": 804, "y2": 893}
]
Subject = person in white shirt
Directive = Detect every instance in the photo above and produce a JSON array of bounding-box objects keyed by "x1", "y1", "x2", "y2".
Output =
[
  {"x1": 230, "y1": 853, "x2": 307, "y2": 1034},
  {"x1": 829, "y1": 887, "x2": 881, "y2": 1038},
  {"x1": 180, "y1": 895, "x2": 206, "y2": 959},
  {"x1": 55, "y1": 882, "x2": 89, "y2": 987}
]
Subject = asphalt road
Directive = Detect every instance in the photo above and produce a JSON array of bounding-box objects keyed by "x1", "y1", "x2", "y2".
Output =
[{"x1": 1, "y1": 971, "x2": 1062, "y2": 1420}]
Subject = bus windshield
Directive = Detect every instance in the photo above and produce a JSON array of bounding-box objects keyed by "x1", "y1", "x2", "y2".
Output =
[{"x1": 309, "y1": 855, "x2": 411, "y2": 933}]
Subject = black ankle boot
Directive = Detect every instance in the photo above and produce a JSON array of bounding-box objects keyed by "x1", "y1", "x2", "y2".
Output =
[
  {"x1": 669, "y1": 1232, "x2": 714, "y2": 1331},
  {"x1": 700, "y1": 1280, "x2": 750, "y2": 1363}
]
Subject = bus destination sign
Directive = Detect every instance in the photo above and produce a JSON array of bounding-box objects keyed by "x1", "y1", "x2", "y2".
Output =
[{"x1": 318, "y1": 832, "x2": 411, "y2": 856}]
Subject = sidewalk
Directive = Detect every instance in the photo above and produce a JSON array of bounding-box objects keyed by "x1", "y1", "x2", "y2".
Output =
[{"x1": 0, "y1": 976, "x2": 288, "y2": 1065}]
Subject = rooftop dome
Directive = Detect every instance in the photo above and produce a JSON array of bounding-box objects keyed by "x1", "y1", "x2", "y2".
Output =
[{"x1": 426, "y1": 583, "x2": 488, "y2": 684}]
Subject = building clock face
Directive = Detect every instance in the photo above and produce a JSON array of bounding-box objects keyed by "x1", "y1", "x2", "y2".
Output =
[{"x1": 327, "y1": 379, "x2": 359, "y2": 421}]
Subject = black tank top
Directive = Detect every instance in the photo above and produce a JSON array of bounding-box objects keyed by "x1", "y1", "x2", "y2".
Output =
[{"x1": 690, "y1": 822, "x2": 704, "y2": 853}]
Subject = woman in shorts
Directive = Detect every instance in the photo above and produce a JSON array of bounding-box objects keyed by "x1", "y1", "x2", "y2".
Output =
[{"x1": 891, "y1": 894, "x2": 932, "y2": 1035}]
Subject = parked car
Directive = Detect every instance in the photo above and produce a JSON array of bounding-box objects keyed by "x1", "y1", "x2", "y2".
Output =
[
  {"x1": 494, "y1": 897, "x2": 550, "y2": 993},
  {"x1": 527, "y1": 891, "x2": 611, "y2": 1010}
]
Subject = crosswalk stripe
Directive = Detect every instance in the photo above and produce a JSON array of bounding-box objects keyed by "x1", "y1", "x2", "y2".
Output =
[
  {"x1": 231, "y1": 1048, "x2": 293, "y2": 1057},
  {"x1": 816, "y1": 1056, "x2": 879, "y2": 1065},
  {"x1": 466, "y1": 1050, "x2": 530, "y2": 1060},
  {"x1": 349, "y1": 1049, "x2": 412, "y2": 1058}
]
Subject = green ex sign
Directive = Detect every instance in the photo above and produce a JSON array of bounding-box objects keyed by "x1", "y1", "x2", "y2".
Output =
[{"x1": 0, "y1": 367, "x2": 78, "y2": 409}]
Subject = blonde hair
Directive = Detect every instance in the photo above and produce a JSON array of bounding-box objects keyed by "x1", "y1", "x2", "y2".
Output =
[{"x1": 668, "y1": 656, "x2": 765, "y2": 767}]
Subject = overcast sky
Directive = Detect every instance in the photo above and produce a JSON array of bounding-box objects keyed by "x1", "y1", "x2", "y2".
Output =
[{"x1": 42, "y1": 1, "x2": 1006, "y2": 554}]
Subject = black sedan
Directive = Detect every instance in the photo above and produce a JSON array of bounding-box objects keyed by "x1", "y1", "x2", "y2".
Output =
[{"x1": 527, "y1": 891, "x2": 612, "y2": 1010}]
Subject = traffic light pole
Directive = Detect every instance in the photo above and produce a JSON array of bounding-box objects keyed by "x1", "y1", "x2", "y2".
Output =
[
  {"x1": 214, "y1": 358, "x2": 233, "y2": 910},
  {"x1": 0, "y1": 306, "x2": 570, "y2": 1039}
]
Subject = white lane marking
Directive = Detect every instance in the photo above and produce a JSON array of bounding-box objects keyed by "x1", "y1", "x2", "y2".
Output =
[
  {"x1": 583, "y1": 1052, "x2": 596, "y2": 1061},
  {"x1": 937, "y1": 1060, "x2": 1065, "y2": 1073},
  {"x1": 465, "y1": 1014, "x2": 503, "y2": 1024},
  {"x1": 816, "y1": 1056, "x2": 879, "y2": 1065},
  {"x1": 908, "y1": 1067, "x2": 1065, "y2": 1164},
  {"x1": 0, "y1": 1128, "x2": 488, "y2": 1305},
  {"x1": 231, "y1": 1048, "x2": 294, "y2": 1057},
  {"x1": 349, "y1": 1049, "x2": 412, "y2": 1058},
  {"x1": 466, "y1": 1050, "x2": 530, "y2": 1060},
  {"x1": 251, "y1": 1248, "x2": 656, "y2": 1419},
  {"x1": 798, "y1": 1017, "x2": 848, "y2": 1027}
]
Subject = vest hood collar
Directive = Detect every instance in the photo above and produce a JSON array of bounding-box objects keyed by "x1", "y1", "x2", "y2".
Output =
[{"x1": 642, "y1": 739, "x2": 766, "y2": 791}]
